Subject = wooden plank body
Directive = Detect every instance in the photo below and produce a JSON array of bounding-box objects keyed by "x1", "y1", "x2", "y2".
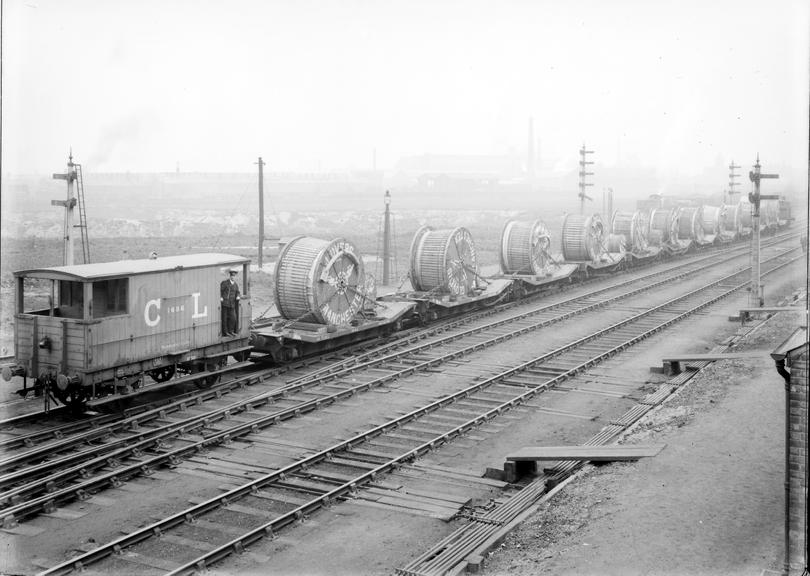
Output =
[{"x1": 14, "y1": 315, "x2": 88, "y2": 375}]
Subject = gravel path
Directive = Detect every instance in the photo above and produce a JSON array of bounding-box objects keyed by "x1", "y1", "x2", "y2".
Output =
[{"x1": 482, "y1": 310, "x2": 803, "y2": 576}]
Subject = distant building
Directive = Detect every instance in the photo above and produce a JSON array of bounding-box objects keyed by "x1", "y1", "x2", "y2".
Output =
[{"x1": 395, "y1": 153, "x2": 524, "y2": 187}]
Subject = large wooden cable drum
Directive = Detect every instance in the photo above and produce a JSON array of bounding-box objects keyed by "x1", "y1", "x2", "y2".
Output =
[
  {"x1": 499, "y1": 219, "x2": 552, "y2": 275},
  {"x1": 677, "y1": 206, "x2": 705, "y2": 243},
  {"x1": 648, "y1": 208, "x2": 677, "y2": 245},
  {"x1": 701, "y1": 205, "x2": 722, "y2": 236},
  {"x1": 606, "y1": 233, "x2": 627, "y2": 254},
  {"x1": 611, "y1": 211, "x2": 648, "y2": 252},
  {"x1": 273, "y1": 236, "x2": 365, "y2": 325},
  {"x1": 762, "y1": 200, "x2": 777, "y2": 228},
  {"x1": 739, "y1": 199, "x2": 753, "y2": 229},
  {"x1": 561, "y1": 213, "x2": 605, "y2": 262},
  {"x1": 409, "y1": 226, "x2": 478, "y2": 295},
  {"x1": 721, "y1": 203, "x2": 741, "y2": 235}
]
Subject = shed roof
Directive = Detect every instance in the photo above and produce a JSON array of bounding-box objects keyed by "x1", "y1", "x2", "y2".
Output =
[
  {"x1": 770, "y1": 325, "x2": 808, "y2": 362},
  {"x1": 15, "y1": 253, "x2": 250, "y2": 281}
]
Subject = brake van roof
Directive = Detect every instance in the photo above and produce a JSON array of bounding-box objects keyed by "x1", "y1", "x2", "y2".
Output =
[{"x1": 14, "y1": 253, "x2": 250, "y2": 281}]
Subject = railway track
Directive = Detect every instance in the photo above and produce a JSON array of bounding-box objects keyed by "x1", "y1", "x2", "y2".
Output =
[
  {"x1": 18, "y1": 239, "x2": 800, "y2": 574},
  {"x1": 0, "y1": 237, "x2": 796, "y2": 528},
  {"x1": 0, "y1": 230, "x2": 792, "y2": 437},
  {"x1": 0, "y1": 234, "x2": 745, "y2": 437}
]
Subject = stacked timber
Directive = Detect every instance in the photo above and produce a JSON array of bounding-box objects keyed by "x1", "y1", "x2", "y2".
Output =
[
  {"x1": 499, "y1": 219, "x2": 552, "y2": 275},
  {"x1": 409, "y1": 226, "x2": 478, "y2": 295},
  {"x1": 561, "y1": 213, "x2": 606, "y2": 262},
  {"x1": 611, "y1": 210, "x2": 649, "y2": 252},
  {"x1": 273, "y1": 236, "x2": 365, "y2": 325}
]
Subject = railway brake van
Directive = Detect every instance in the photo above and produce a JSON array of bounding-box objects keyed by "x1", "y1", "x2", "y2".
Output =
[{"x1": 2, "y1": 253, "x2": 251, "y2": 406}]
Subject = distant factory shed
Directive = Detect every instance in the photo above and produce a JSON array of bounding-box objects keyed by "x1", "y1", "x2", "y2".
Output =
[{"x1": 396, "y1": 153, "x2": 524, "y2": 187}]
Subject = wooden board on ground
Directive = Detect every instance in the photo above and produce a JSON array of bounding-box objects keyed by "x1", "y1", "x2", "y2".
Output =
[{"x1": 506, "y1": 443, "x2": 666, "y2": 462}]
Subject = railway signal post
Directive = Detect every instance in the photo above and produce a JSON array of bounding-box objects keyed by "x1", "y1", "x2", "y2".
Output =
[
  {"x1": 748, "y1": 154, "x2": 779, "y2": 307},
  {"x1": 51, "y1": 153, "x2": 83, "y2": 266}
]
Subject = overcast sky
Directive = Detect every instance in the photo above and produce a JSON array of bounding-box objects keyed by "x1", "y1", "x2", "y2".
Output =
[{"x1": 2, "y1": 0, "x2": 808, "y2": 180}]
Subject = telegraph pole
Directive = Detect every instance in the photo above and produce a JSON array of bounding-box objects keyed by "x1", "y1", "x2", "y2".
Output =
[
  {"x1": 578, "y1": 144, "x2": 594, "y2": 214},
  {"x1": 727, "y1": 161, "x2": 740, "y2": 203},
  {"x1": 382, "y1": 191, "x2": 392, "y2": 285},
  {"x1": 256, "y1": 157, "x2": 266, "y2": 269},
  {"x1": 748, "y1": 154, "x2": 779, "y2": 307}
]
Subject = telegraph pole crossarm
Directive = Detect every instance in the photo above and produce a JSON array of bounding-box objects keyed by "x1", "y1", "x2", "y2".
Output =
[
  {"x1": 727, "y1": 161, "x2": 740, "y2": 203},
  {"x1": 578, "y1": 144, "x2": 595, "y2": 215}
]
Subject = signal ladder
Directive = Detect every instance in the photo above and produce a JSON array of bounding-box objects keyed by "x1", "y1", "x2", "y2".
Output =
[{"x1": 74, "y1": 162, "x2": 90, "y2": 263}]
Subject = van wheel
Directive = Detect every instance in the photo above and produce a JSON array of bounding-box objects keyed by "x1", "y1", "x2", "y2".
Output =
[
  {"x1": 149, "y1": 365, "x2": 176, "y2": 383},
  {"x1": 195, "y1": 359, "x2": 225, "y2": 389}
]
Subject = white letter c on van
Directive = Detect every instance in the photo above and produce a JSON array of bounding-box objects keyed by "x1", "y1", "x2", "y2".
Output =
[{"x1": 145, "y1": 299, "x2": 161, "y2": 327}]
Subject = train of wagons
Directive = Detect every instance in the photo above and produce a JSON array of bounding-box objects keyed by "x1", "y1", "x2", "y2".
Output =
[{"x1": 1, "y1": 195, "x2": 793, "y2": 407}]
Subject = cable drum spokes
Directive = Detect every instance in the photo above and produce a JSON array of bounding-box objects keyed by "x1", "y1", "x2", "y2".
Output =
[
  {"x1": 677, "y1": 206, "x2": 705, "y2": 243},
  {"x1": 611, "y1": 210, "x2": 648, "y2": 252}
]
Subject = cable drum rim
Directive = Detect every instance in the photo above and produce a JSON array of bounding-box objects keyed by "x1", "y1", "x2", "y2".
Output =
[
  {"x1": 721, "y1": 203, "x2": 742, "y2": 236},
  {"x1": 408, "y1": 226, "x2": 433, "y2": 292},
  {"x1": 677, "y1": 206, "x2": 705, "y2": 243},
  {"x1": 702, "y1": 205, "x2": 722, "y2": 236},
  {"x1": 649, "y1": 208, "x2": 674, "y2": 245},
  {"x1": 611, "y1": 210, "x2": 649, "y2": 252}
]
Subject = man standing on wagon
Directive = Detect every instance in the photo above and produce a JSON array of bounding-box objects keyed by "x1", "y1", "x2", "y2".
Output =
[{"x1": 220, "y1": 268, "x2": 241, "y2": 336}]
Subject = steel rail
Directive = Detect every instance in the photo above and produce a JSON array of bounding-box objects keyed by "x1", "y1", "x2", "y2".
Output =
[
  {"x1": 0, "y1": 327, "x2": 402, "y2": 453},
  {"x1": 37, "y1": 247, "x2": 801, "y2": 576},
  {"x1": 2, "y1": 238, "x2": 786, "y2": 515},
  {"x1": 0, "y1": 413, "x2": 121, "y2": 451}
]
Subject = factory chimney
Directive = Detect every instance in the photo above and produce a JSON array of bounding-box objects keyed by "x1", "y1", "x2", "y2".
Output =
[{"x1": 527, "y1": 117, "x2": 535, "y2": 184}]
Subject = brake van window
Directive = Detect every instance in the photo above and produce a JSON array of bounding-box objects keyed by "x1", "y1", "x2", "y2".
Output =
[
  {"x1": 58, "y1": 280, "x2": 85, "y2": 319},
  {"x1": 92, "y1": 279, "x2": 129, "y2": 318}
]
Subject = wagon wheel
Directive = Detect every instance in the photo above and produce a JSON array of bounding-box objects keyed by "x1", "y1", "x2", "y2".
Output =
[
  {"x1": 195, "y1": 358, "x2": 225, "y2": 389},
  {"x1": 149, "y1": 365, "x2": 176, "y2": 383},
  {"x1": 51, "y1": 380, "x2": 87, "y2": 412}
]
